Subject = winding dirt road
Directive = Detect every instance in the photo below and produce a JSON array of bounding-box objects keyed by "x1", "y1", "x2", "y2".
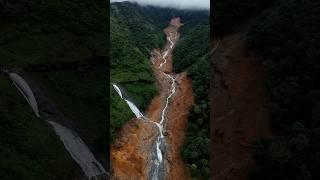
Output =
[{"x1": 111, "y1": 17, "x2": 193, "y2": 180}]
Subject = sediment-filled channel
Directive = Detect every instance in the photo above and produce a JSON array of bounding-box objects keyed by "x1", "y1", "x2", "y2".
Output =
[{"x1": 111, "y1": 17, "x2": 193, "y2": 180}]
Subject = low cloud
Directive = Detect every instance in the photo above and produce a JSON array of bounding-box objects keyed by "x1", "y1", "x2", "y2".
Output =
[{"x1": 110, "y1": 0, "x2": 210, "y2": 10}]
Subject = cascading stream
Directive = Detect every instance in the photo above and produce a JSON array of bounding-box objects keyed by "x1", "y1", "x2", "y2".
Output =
[
  {"x1": 151, "y1": 73, "x2": 176, "y2": 180},
  {"x1": 111, "y1": 27, "x2": 178, "y2": 180},
  {"x1": 160, "y1": 74, "x2": 176, "y2": 125},
  {"x1": 112, "y1": 84, "x2": 145, "y2": 119},
  {"x1": 159, "y1": 50, "x2": 168, "y2": 68},
  {"x1": 168, "y1": 33, "x2": 174, "y2": 49},
  {"x1": 49, "y1": 121, "x2": 106, "y2": 179},
  {"x1": 159, "y1": 35, "x2": 174, "y2": 68},
  {"x1": 6, "y1": 72, "x2": 106, "y2": 180},
  {"x1": 8, "y1": 73, "x2": 40, "y2": 117},
  {"x1": 150, "y1": 31, "x2": 177, "y2": 180}
]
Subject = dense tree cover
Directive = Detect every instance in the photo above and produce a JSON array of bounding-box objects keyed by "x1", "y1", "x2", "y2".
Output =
[
  {"x1": 0, "y1": 0, "x2": 108, "y2": 178},
  {"x1": 213, "y1": 0, "x2": 273, "y2": 35},
  {"x1": 140, "y1": 5, "x2": 209, "y2": 32},
  {"x1": 0, "y1": 0, "x2": 108, "y2": 67},
  {"x1": 246, "y1": 1, "x2": 320, "y2": 179},
  {"x1": 111, "y1": 2, "x2": 210, "y2": 178},
  {"x1": 182, "y1": 55, "x2": 210, "y2": 179},
  {"x1": 173, "y1": 20, "x2": 209, "y2": 73},
  {"x1": 173, "y1": 16, "x2": 210, "y2": 179},
  {"x1": 110, "y1": 2, "x2": 210, "y2": 143},
  {"x1": 216, "y1": 0, "x2": 320, "y2": 179},
  {"x1": 110, "y1": 2, "x2": 163, "y2": 141}
]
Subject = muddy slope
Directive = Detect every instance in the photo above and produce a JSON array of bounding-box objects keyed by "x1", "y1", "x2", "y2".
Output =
[
  {"x1": 211, "y1": 32, "x2": 272, "y2": 180},
  {"x1": 111, "y1": 18, "x2": 193, "y2": 180}
]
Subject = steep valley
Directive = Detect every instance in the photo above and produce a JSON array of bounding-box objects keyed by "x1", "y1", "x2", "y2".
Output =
[
  {"x1": 211, "y1": 32, "x2": 272, "y2": 179},
  {"x1": 110, "y1": 2, "x2": 210, "y2": 179},
  {"x1": 213, "y1": 0, "x2": 320, "y2": 179},
  {"x1": 111, "y1": 17, "x2": 193, "y2": 180}
]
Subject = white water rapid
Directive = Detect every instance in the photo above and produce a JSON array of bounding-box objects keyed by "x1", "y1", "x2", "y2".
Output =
[
  {"x1": 8, "y1": 73, "x2": 40, "y2": 117},
  {"x1": 111, "y1": 29, "x2": 178, "y2": 180},
  {"x1": 49, "y1": 121, "x2": 106, "y2": 179},
  {"x1": 159, "y1": 50, "x2": 169, "y2": 68},
  {"x1": 112, "y1": 83, "x2": 145, "y2": 119},
  {"x1": 7, "y1": 72, "x2": 106, "y2": 179},
  {"x1": 159, "y1": 35, "x2": 174, "y2": 68},
  {"x1": 151, "y1": 73, "x2": 176, "y2": 180},
  {"x1": 168, "y1": 33, "x2": 174, "y2": 49},
  {"x1": 160, "y1": 74, "x2": 176, "y2": 125},
  {"x1": 150, "y1": 31, "x2": 178, "y2": 180}
]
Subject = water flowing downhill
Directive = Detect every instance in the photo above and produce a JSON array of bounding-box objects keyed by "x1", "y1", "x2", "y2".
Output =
[
  {"x1": 8, "y1": 73, "x2": 40, "y2": 117},
  {"x1": 112, "y1": 30, "x2": 177, "y2": 179},
  {"x1": 111, "y1": 32, "x2": 177, "y2": 180},
  {"x1": 150, "y1": 73, "x2": 176, "y2": 180},
  {"x1": 160, "y1": 74, "x2": 176, "y2": 125},
  {"x1": 151, "y1": 27, "x2": 180, "y2": 180},
  {"x1": 111, "y1": 17, "x2": 192, "y2": 180},
  {"x1": 159, "y1": 34, "x2": 174, "y2": 68},
  {"x1": 5, "y1": 71, "x2": 106, "y2": 180},
  {"x1": 159, "y1": 51, "x2": 168, "y2": 68},
  {"x1": 168, "y1": 33, "x2": 174, "y2": 49},
  {"x1": 49, "y1": 121, "x2": 106, "y2": 179},
  {"x1": 112, "y1": 84, "x2": 145, "y2": 119},
  {"x1": 111, "y1": 82, "x2": 170, "y2": 179}
]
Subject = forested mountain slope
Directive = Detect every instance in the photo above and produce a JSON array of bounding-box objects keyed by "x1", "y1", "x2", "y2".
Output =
[
  {"x1": 110, "y1": 2, "x2": 210, "y2": 179},
  {"x1": 110, "y1": 2, "x2": 163, "y2": 140},
  {"x1": 0, "y1": 0, "x2": 107, "y2": 66},
  {"x1": 0, "y1": 0, "x2": 108, "y2": 179},
  {"x1": 214, "y1": 0, "x2": 320, "y2": 179},
  {"x1": 173, "y1": 17, "x2": 210, "y2": 179}
]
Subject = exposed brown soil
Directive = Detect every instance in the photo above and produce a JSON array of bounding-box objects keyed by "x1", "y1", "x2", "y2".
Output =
[
  {"x1": 111, "y1": 119, "x2": 157, "y2": 180},
  {"x1": 170, "y1": 17, "x2": 183, "y2": 28},
  {"x1": 165, "y1": 72, "x2": 193, "y2": 180},
  {"x1": 111, "y1": 17, "x2": 192, "y2": 180},
  {"x1": 211, "y1": 32, "x2": 272, "y2": 180}
]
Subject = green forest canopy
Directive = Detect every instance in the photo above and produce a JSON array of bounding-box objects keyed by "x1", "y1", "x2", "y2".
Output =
[
  {"x1": 0, "y1": 0, "x2": 108, "y2": 178},
  {"x1": 215, "y1": 0, "x2": 320, "y2": 179},
  {"x1": 110, "y1": 2, "x2": 210, "y2": 179}
]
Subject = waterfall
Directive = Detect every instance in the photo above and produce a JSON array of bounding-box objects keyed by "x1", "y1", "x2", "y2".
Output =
[
  {"x1": 49, "y1": 121, "x2": 106, "y2": 179},
  {"x1": 8, "y1": 73, "x2": 40, "y2": 117},
  {"x1": 112, "y1": 83, "x2": 145, "y2": 119},
  {"x1": 7, "y1": 72, "x2": 106, "y2": 179}
]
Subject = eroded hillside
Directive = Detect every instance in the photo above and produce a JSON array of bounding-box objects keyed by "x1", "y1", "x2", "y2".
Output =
[{"x1": 211, "y1": 32, "x2": 272, "y2": 180}]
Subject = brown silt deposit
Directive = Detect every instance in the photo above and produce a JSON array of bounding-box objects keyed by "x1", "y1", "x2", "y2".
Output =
[{"x1": 111, "y1": 17, "x2": 193, "y2": 180}]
